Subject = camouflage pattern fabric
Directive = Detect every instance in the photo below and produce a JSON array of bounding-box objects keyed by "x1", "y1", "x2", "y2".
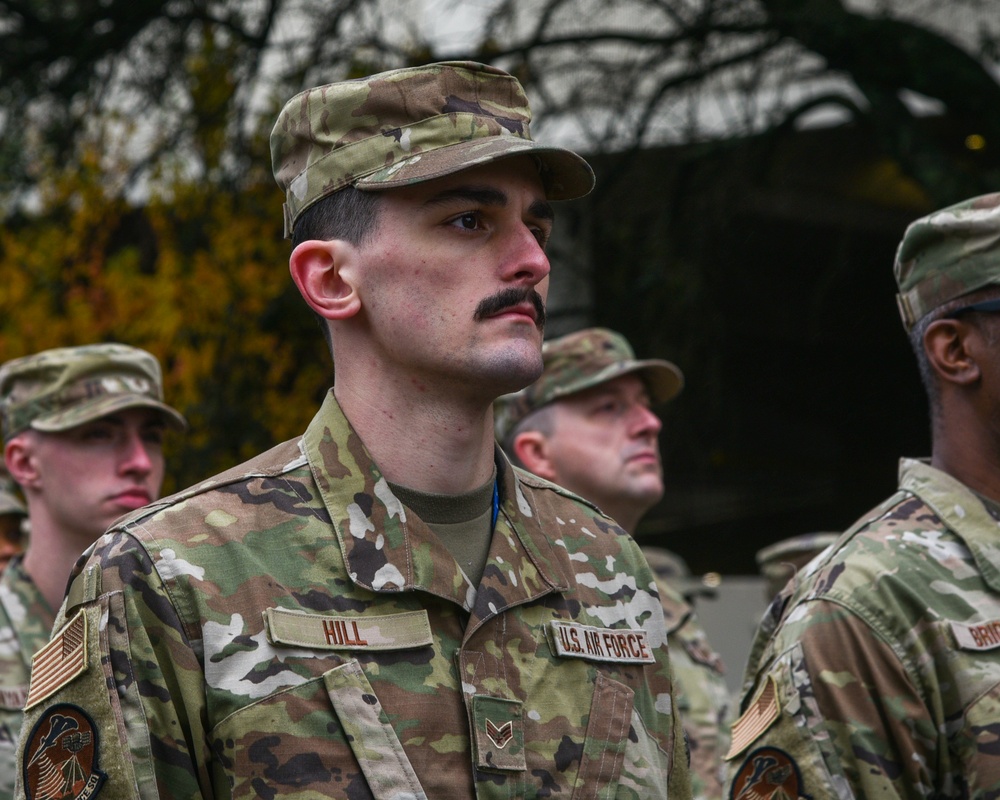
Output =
[
  {"x1": 726, "y1": 458, "x2": 1000, "y2": 799},
  {"x1": 0, "y1": 557, "x2": 54, "y2": 800},
  {"x1": 754, "y1": 532, "x2": 838, "y2": 601},
  {"x1": 0, "y1": 342, "x2": 185, "y2": 439},
  {"x1": 271, "y1": 61, "x2": 594, "y2": 237},
  {"x1": 15, "y1": 392, "x2": 692, "y2": 799},
  {"x1": 658, "y1": 577, "x2": 730, "y2": 800},
  {"x1": 895, "y1": 192, "x2": 1000, "y2": 330}
]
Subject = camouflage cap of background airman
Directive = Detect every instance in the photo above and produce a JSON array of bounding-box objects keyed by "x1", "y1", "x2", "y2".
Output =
[
  {"x1": 0, "y1": 344, "x2": 187, "y2": 440},
  {"x1": 895, "y1": 192, "x2": 1000, "y2": 330},
  {"x1": 755, "y1": 531, "x2": 839, "y2": 600},
  {"x1": 494, "y1": 327, "x2": 684, "y2": 443},
  {"x1": 271, "y1": 60, "x2": 595, "y2": 237}
]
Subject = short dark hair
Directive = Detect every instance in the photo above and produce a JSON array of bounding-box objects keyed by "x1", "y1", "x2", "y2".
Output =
[
  {"x1": 291, "y1": 187, "x2": 383, "y2": 350},
  {"x1": 909, "y1": 309, "x2": 940, "y2": 420},
  {"x1": 292, "y1": 187, "x2": 382, "y2": 248},
  {"x1": 501, "y1": 404, "x2": 557, "y2": 469}
]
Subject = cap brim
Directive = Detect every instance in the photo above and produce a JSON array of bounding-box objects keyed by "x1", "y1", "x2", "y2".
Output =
[
  {"x1": 355, "y1": 136, "x2": 595, "y2": 201},
  {"x1": 546, "y1": 359, "x2": 684, "y2": 407},
  {"x1": 632, "y1": 359, "x2": 685, "y2": 405},
  {"x1": 31, "y1": 394, "x2": 188, "y2": 433}
]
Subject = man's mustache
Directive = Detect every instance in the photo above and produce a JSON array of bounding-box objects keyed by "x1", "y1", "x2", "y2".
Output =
[{"x1": 473, "y1": 288, "x2": 546, "y2": 331}]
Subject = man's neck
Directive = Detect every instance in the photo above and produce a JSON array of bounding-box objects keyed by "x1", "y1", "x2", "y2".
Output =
[
  {"x1": 931, "y1": 412, "x2": 1000, "y2": 504},
  {"x1": 334, "y1": 379, "x2": 497, "y2": 495},
  {"x1": 20, "y1": 517, "x2": 93, "y2": 613}
]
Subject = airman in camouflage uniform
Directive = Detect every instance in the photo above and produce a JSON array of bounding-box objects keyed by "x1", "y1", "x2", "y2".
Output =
[
  {"x1": 0, "y1": 466, "x2": 26, "y2": 573},
  {"x1": 0, "y1": 344, "x2": 184, "y2": 800},
  {"x1": 725, "y1": 192, "x2": 1000, "y2": 799},
  {"x1": 15, "y1": 63, "x2": 692, "y2": 799},
  {"x1": 496, "y1": 327, "x2": 730, "y2": 800}
]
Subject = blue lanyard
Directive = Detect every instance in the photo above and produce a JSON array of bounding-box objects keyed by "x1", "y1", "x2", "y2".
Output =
[{"x1": 491, "y1": 480, "x2": 499, "y2": 529}]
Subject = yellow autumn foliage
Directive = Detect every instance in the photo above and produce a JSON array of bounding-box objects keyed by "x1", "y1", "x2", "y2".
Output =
[{"x1": 0, "y1": 150, "x2": 331, "y2": 492}]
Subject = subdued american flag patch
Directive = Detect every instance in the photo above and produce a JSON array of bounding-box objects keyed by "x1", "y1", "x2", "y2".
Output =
[
  {"x1": 24, "y1": 609, "x2": 88, "y2": 711},
  {"x1": 726, "y1": 674, "x2": 780, "y2": 760}
]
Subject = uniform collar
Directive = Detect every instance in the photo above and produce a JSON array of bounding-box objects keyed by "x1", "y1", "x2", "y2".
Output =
[
  {"x1": 0, "y1": 555, "x2": 56, "y2": 662},
  {"x1": 898, "y1": 457, "x2": 1000, "y2": 592},
  {"x1": 303, "y1": 391, "x2": 570, "y2": 618}
]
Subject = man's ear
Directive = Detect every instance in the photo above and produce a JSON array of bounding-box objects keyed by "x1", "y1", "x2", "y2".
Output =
[
  {"x1": 5, "y1": 436, "x2": 38, "y2": 490},
  {"x1": 289, "y1": 239, "x2": 362, "y2": 321},
  {"x1": 512, "y1": 431, "x2": 559, "y2": 482},
  {"x1": 924, "y1": 318, "x2": 982, "y2": 387}
]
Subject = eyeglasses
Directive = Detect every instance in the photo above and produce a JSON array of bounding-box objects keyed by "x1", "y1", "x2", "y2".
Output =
[{"x1": 943, "y1": 298, "x2": 1000, "y2": 318}]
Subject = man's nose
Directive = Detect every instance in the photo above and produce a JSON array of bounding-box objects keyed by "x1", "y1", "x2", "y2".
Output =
[
  {"x1": 119, "y1": 433, "x2": 155, "y2": 475},
  {"x1": 630, "y1": 405, "x2": 663, "y2": 438},
  {"x1": 499, "y1": 224, "x2": 551, "y2": 287}
]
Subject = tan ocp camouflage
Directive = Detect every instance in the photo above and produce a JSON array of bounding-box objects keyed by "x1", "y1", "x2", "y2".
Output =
[
  {"x1": 0, "y1": 344, "x2": 186, "y2": 439},
  {"x1": 270, "y1": 61, "x2": 594, "y2": 237},
  {"x1": 895, "y1": 192, "x2": 1000, "y2": 330}
]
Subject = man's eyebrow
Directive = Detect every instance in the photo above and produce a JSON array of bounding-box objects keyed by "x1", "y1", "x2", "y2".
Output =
[
  {"x1": 423, "y1": 186, "x2": 508, "y2": 208},
  {"x1": 422, "y1": 186, "x2": 555, "y2": 221},
  {"x1": 529, "y1": 199, "x2": 555, "y2": 223}
]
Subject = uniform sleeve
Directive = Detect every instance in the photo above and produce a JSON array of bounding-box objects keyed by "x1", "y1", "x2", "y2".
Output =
[
  {"x1": 725, "y1": 598, "x2": 936, "y2": 800},
  {"x1": 14, "y1": 533, "x2": 211, "y2": 799},
  {"x1": 669, "y1": 624, "x2": 731, "y2": 800},
  {"x1": 655, "y1": 576, "x2": 730, "y2": 800}
]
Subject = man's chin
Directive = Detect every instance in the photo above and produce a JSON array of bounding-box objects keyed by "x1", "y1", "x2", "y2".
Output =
[
  {"x1": 483, "y1": 349, "x2": 545, "y2": 395},
  {"x1": 626, "y1": 477, "x2": 665, "y2": 505}
]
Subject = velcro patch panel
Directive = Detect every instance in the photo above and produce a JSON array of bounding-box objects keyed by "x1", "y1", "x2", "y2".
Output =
[
  {"x1": 25, "y1": 610, "x2": 88, "y2": 711},
  {"x1": 548, "y1": 621, "x2": 655, "y2": 664},
  {"x1": 952, "y1": 619, "x2": 1000, "y2": 651},
  {"x1": 263, "y1": 607, "x2": 432, "y2": 650}
]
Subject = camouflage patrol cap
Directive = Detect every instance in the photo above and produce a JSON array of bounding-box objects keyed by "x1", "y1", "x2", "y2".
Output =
[
  {"x1": 895, "y1": 192, "x2": 1000, "y2": 330},
  {"x1": 271, "y1": 60, "x2": 595, "y2": 237},
  {"x1": 494, "y1": 328, "x2": 684, "y2": 442},
  {"x1": 0, "y1": 344, "x2": 187, "y2": 439},
  {"x1": 756, "y1": 531, "x2": 839, "y2": 599}
]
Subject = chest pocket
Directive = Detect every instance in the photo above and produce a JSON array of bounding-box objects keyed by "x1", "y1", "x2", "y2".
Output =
[
  {"x1": 572, "y1": 671, "x2": 636, "y2": 799},
  {"x1": 212, "y1": 607, "x2": 442, "y2": 800},
  {"x1": 947, "y1": 620, "x2": 1000, "y2": 796},
  {"x1": 213, "y1": 660, "x2": 427, "y2": 800},
  {"x1": 463, "y1": 618, "x2": 669, "y2": 800}
]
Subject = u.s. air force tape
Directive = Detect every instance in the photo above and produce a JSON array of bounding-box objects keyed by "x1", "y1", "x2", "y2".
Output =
[
  {"x1": 548, "y1": 621, "x2": 655, "y2": 664},
  {"x1": 263, "y1": 607, "x2": 433, "y2": 650}
]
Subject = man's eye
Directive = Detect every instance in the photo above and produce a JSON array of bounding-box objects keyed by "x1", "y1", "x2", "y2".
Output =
[
  {"x1": 530, "y1": 225, "x2": 551, "y2": 248},
  {"x1": 449, "y1": 212, "x2": 481, "y2": 230},
  {"x1": 142, "y1": 430, "x2": 165, "y2": 447}
]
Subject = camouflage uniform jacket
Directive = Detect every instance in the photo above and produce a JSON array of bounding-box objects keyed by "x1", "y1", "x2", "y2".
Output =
[
  {"x1": 726, "y1": 458, "x2": 1000, "y2": 799},
  {"x1": 15, "y1": 392, "x2": 691, "y2": 800},
  {"x1": 0, "y1": 557, "x2": 54, "y2": 800},
  {"x1": 658, "y1": 579, "x2": 730, "y2": 800}
]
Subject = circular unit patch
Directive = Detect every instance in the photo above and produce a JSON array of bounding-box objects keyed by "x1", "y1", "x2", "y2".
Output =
[
  {"x1": 22, "y1": 704, "x2": 107, "y2": 800},
  {"x1": 730, "y1": 746, "x2": 810, "y2": 800}
]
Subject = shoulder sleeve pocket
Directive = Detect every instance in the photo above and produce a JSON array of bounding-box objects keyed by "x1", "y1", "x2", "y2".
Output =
[{"x1": 17, "y1": 598, "x2": 141, "y2": 799}]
